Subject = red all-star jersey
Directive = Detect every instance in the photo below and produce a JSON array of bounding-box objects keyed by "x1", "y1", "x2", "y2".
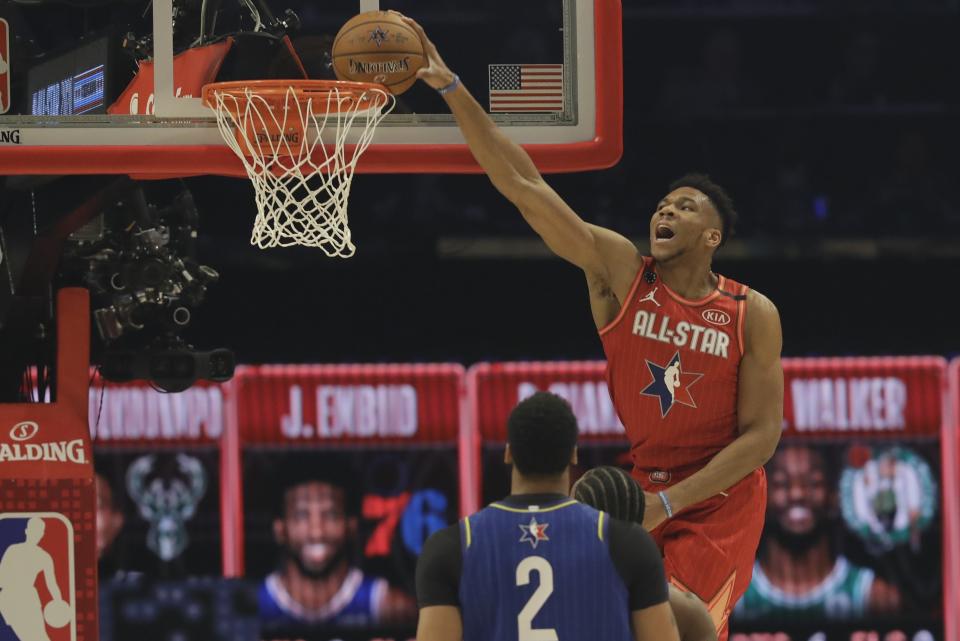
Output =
[{"x1": 600, "y1": 257, "x2": 749, "y2": 474}]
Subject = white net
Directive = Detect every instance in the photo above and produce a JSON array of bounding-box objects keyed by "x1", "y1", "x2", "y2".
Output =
[{"x1": 209, "y1": 83, "x2": 395, "y2": 256}]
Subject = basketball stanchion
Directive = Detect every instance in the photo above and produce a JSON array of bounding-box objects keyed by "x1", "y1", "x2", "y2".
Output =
[{"x1": 0, "y1": 289, "x2": 97, "y2": 641}]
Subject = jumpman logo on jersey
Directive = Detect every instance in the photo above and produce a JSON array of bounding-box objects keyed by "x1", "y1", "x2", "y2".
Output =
[
  {"x1": 640, "y1": 351, "x2": 703, "y2": 417},
  {"x1": 639, "y1": 287, "x2": 661, "y2": 307},
  {"x1": 518, "y1": 516, "x2": 550, "y2": 549}
]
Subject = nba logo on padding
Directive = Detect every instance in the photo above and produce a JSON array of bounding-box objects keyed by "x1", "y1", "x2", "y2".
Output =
[
  {"x1": 0, "y1": 514, "x2": 75, "y2": 641},
  {"x1": 0, "y1": 19, "x2": 9, "y2": 114}
]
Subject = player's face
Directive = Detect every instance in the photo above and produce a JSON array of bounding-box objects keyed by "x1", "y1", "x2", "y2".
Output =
[
  {"x1": 649, "y1": 187, "x2": 722, "y2": 263},
  {"x1": 767, "y1": 446, "x2": 830, "y2": 535},
  {"x1": 279, "y1": 482, "x2": 353, "y2": 576}
]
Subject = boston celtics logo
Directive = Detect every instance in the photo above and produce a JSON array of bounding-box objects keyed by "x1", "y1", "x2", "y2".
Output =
[{"x1": 840, "y1": 446, "x2": 936, "y2": 550}]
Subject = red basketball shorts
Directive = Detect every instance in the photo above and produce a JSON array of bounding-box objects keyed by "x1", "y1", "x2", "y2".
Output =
[{"x1": 640, "y1": 467, "x2": 767, "y2": 641}]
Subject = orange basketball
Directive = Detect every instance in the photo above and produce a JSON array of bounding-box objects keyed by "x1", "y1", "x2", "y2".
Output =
[{"x1": 332, "y1": 11, "x2": 425, "y2": 95}]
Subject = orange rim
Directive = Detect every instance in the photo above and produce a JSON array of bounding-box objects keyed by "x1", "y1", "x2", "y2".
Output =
[{"x1": 201, "y1": 79, "x2": 390, "y2": 114}]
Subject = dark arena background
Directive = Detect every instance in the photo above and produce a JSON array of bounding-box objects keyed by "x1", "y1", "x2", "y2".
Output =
[{"x1": 0, "y1": 1, "x2": 958, "y2": 641}]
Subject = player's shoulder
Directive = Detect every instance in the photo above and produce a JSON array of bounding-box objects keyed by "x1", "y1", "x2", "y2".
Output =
[
  {"x1": 605, "y1": 517, "x2": 665, "y2": 587},
  {"x1": 607, "y1": 515, "x2": 653, "y2": 541},
  {"x1": 745, "y1": 287, "x2": 778, "y2": 313},
  {"x1": 423, "y1": 521, "x2": 460, "y2": 553},
  {"x1": 606, "y1": 516, "x2": 659, "y2": 558},
  {"x1": 744, "y1": 288, "x2": 781, "y2": 329},
  {"x1": 417, "y1": 523, "x2": 461, "y2": 584}
]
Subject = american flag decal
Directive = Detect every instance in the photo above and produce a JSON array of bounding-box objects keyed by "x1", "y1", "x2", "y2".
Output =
[{"x1": 488, "y1": 64, "x2": 564, "y2": 113}]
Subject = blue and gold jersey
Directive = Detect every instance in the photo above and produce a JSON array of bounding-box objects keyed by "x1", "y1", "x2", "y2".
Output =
[{"x1": 459, "y1": 495, "x2": 633, "y2": 641}]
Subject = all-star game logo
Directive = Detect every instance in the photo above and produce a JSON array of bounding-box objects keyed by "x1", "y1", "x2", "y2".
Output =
[
  {"x1": 840, "y1": 446, "x2": 936, "y2": 551},
  {"x1": 518, "y1": 516, "x2": 550, "y2": 549},
  {"x1": 0, "y1": 513, "x2": 76, "y2": 641},
  {"x1": 640, "y1": 351, "x2": 703, "y2": 417}
]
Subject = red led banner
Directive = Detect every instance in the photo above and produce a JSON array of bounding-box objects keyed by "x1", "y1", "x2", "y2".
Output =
[
  {"x1": 470, "y1": 361, "x2": 626, "y2": 443},
  {"x1": 233, "y1": 364, "x2": 465, "y2": 446},
  {"x1": 781, "y1": 356, "x2": 945, "y2": 438},
  {"x1": 470, "y1": 357, "x2": 946, "y2": 442},
  {"x1": 89, "y1": 376, "x2": 226, "y2": 446}
]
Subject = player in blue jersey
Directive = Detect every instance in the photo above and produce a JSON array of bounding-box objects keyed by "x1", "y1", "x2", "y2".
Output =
[
  {"x1": 259, "y1": 472, "x2": 416, "y2": 628},
  {"x1": 573, "y1": 466, "x2": 718, "y2": 641},
  {"x1": 416, "y1": 392, "x2": 680, "y2": 641}
]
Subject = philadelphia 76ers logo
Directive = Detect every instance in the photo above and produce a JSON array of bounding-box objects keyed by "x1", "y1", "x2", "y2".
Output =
[{"x1": 640, "y1": 351, "x2": 703, "y2": 417}]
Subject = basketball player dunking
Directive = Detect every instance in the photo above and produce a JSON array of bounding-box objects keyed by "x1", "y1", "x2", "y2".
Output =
[{"x1": 399, "y1": 14, "x2": 785, "y2": 640}]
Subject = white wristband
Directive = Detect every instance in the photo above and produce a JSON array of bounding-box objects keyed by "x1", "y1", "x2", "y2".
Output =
[{"x1": 658, "y1": 491, "x2": 674, "y2": 519}]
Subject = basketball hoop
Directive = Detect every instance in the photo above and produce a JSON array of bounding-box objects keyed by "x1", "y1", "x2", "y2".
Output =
[{"x1": 202, "y1": 80, "x2": 395, "y2": 255}]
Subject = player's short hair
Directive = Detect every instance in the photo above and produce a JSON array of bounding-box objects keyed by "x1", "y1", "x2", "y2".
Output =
[
  {"x1": 271, "y1": 462, "x2": 359, "y2": 518},
  {"x1": 769, "y1": 443, "x2": 838, "y2": 489},
  {"x1": 669, "y1": 173, "x2": 738, "y2": 247},
  {"x1": 507, "y1": 392, "x2": 578, "y2": 477},
  {"x1": 572, "y1": 466, "x2": 645, "y2": 523}
]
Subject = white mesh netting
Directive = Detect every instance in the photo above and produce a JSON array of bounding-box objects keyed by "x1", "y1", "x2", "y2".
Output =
[{"x1": 209, "y1": 84, "x2": 395, "y2": 256}]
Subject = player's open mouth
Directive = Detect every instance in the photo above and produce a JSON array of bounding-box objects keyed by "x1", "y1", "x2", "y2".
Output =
[
  {"x1": 786, "y1": 505, "x2": 813, "y2": 524},
  {"x1": 654, "y1": 224, "x2": 675, "y2": 240},
  {"x1": 303, "y1": 543, "x2": 330, "y2": 562}
]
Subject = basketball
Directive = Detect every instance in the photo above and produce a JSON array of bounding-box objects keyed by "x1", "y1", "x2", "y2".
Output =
[
  {"x1": 332, "y1": 11, "x2": 424, "y2": 95},
  {"x1": 43, "y1": 599, "x2": 72, "y2": 628}
]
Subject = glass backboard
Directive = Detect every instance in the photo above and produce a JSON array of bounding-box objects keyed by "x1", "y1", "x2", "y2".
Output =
[{"x1": 0, "y1": 0, "x2": 621, "y2": 176}]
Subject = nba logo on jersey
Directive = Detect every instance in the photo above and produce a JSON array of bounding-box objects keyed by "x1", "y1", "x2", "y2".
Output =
[
  {"x1": 0, "y1": 19, "x2": 9, "y2": 114},
  {"x1": 641, "y1": 351, "x2": 703, "y2": 417},
  {"x1": 0, "y1": 514, "x2": 76, "y2": 641}
]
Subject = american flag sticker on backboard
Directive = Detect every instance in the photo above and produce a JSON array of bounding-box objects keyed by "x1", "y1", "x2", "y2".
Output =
[
  {"x1": 0, "y1": 19, "x2": 9, "y2": 114},
  {"x1": 489, "y1": 64, "x2": 564, "y2": 113}
]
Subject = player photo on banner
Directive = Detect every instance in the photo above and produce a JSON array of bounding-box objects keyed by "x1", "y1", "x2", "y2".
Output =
[
  {"x1": 243, "y1": 449, "x2": 458, "y2": 640},
  {"x1": 730, "y1": 440, "x2": 942, "y2": 641},
  {"x1": 93, "y1": 449, "x2": 222, "y2": 578}
]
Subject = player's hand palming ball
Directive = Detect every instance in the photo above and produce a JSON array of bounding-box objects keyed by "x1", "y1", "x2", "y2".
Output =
[{"x1": 332, "y1": 11, "x2": 425, "y2": 95}]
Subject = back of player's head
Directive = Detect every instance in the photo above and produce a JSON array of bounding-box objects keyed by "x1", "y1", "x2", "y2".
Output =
[
  {"x1": 669, "y1": 173, "x2": 738, "y2": 248},
  {"x1": 572, "y1": 466, "x2": 645, "y2": 523},
  {"x1": 507, "y1": 392, "x2": 578, "y2": 477}
]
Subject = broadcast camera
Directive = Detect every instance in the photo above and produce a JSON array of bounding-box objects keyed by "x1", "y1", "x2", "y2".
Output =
[{"x1": 59, "y1": 183, "x2": 234, "y2": 393}]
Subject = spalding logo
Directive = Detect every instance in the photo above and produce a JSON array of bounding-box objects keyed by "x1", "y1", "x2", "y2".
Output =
[
  {"x1": 9, "y1": 421, "x2": 40, "y2": 441},
  {"x1": 701, "y1": 309, "x2": 732, "y2": 326}
]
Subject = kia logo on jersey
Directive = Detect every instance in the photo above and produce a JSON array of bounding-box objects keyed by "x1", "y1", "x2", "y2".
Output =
[
  {"x1": 8, "y1": 422, "x2": 39, "y2": 442},
  {"x1": 0, "y1": 19, "x2": 10, "y2": 114},
  {"x1": 701, "y1": 309, "x2": 732, "y2": 326},
  {"x1": 0, "y1": 514, "x2": 76, "y2": 641}
]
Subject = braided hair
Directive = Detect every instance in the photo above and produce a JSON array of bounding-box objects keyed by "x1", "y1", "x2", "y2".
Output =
[{"x1": 571, "y1": 466, "x2": 645, "y2": 523}]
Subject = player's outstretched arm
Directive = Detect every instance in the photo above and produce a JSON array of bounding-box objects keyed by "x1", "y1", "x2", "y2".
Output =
[{"x1": 396, "y1": 13, "x2": 637, "y2": 277}]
